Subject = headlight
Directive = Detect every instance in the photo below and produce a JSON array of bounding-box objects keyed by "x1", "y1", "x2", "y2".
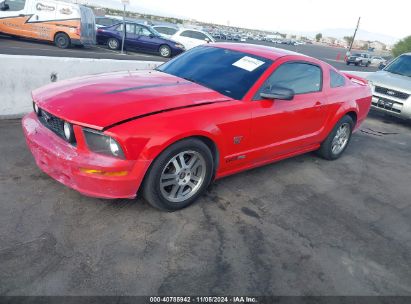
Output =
[
  {"x1": 63, "y1": 122, "x2": 75, "y2": 143},
  {"x1": 175, "y1": 43, "x2": 185, "y2": 50},
  {"x1": 33, "y1": 102, "x2": 40, "y2": 115},
  {"x1": 83, "y1": 129, "x2": 125, "y2": 159}
]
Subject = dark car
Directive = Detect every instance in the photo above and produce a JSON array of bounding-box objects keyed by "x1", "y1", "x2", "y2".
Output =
[{"x1": 96, "y1": 22, "x2": 185, "y2": 58}]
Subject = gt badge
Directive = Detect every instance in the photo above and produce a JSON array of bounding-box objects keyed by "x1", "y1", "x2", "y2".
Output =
[{"x1": 233, "y1": 136, "x2": 243, "y2": 145}]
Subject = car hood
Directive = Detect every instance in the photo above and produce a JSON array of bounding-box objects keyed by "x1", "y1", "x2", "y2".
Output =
[
  {"x1": 33, "y1": 70, "x2": 231, "y2": 130},
  {"x1": 367, "y1": 71, "x2": 411, "y2": 93}
]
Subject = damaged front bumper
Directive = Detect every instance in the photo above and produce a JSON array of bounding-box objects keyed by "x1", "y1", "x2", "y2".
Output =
[{"x1": 22, "y1": 112, "x2": 150, "y2": 199}]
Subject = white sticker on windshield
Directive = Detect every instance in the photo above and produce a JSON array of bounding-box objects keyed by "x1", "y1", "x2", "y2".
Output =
[{"x1": 232, "y1": 56, "x2": 265, "y2": 72}]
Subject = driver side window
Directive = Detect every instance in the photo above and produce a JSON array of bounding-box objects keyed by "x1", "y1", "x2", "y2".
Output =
[
  {"x1": 254, "y1": 62, "x2": 322, "y2": 100},
  {"x1": 137, "y1": 26, "x2": 152, "y2": 36},
  {"x1": 1, "y1": 0, "x2": 26, "y2": 11}
]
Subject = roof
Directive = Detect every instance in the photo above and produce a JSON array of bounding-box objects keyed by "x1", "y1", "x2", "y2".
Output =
[{"x1": 210, "y1": 42, "x2": 309, "y2": 61}]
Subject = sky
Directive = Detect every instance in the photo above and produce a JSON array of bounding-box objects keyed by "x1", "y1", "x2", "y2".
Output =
[{"x1": 83, "y1": 0, "x2": 410, "y2": 44}]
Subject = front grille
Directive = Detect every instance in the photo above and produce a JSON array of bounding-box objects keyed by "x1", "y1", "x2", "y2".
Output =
[
  {"x1": 372, "y1": 96, "x2": 402, "y2": 113},
  {"x1": 37, "y1": 109, "x2": 72, "y2": 141},
  {"x1": 375, "y1": 86, "x2": 410, "y2": 100}
]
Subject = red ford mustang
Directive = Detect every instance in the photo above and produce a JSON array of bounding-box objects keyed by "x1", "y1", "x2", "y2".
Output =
[{"x1": 22, "y1": 43, "x2": 372, "y2": 211}]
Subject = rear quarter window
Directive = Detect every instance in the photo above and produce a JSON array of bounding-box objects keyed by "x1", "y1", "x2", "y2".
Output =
[{"x1": 330, "y1": 70, "x2": 346, "y2": 88}]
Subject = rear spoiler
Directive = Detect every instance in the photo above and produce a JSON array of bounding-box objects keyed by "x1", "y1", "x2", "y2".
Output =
[{"x1": 342, "y1": 72, "x2": 368, "y2": 86}]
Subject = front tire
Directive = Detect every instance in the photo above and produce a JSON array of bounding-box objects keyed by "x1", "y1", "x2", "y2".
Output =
[
  {"x1": 159, "y1": 45, "x2": 171, "y2": 58},
  {"x1": 317, "y1": 115, "x2": 354, "y2": 160},
  {"x1": 142, "y1": 138, "x2": 214, "y2": 211},
  {"x1": 54, "y1": 33, "x2": 71, "y2": 49}
]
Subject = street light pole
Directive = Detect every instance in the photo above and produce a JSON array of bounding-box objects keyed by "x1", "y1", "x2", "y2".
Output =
[
  {"x1": 121, "y1": 3, "x2": 126, "y2": 54},
  {"x1": 348, "y1": 17, "x2": 361, "y2": 52}
]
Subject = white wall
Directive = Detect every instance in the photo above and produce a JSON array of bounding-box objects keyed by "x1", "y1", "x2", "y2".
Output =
[
  {"x1": 0, "y1": 55, "x2": 161, "y2": 118},
  {"x1": 0, "y1": 54, "x2": 374, "y2": 118}
]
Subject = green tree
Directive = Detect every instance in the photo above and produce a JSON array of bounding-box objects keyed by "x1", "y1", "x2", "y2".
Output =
[
  {"x1": 315, "y1": 33, "x2": 322, "y2": 42},
  {"x1": 392, "y1": 35, "x2": 411, "y2": 57}
]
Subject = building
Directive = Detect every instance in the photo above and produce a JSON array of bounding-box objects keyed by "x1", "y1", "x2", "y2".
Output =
[
  {"x1": 321, "y1": 37, "x2": 336, "y2": 44},
  {"x1": 369, "y1": 41, "x2": 386, "y2": 51},
  {"x1": 352, "y1": 40, "x2": 368, "y2": 49}
]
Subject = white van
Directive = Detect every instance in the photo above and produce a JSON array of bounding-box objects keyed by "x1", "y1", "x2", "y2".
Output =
[{"x1": 0, "y1": 0, "x2": 95, "y2": 48}]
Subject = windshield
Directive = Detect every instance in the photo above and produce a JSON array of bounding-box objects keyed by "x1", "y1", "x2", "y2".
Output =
[
  {"x1": 156, "y1": 46, "x2": 272, "y2": 99},
  {"x1": 384, "y1": 55, "x2": 411, "y2": 77}
]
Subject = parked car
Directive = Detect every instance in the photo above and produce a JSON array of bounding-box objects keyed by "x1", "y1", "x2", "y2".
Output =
[
  {"x1": 0, "y1": 0, "x2": 95, "y2": 48},
  {"x1": 95, "y1": 16, "x2": 121, "y2": 29},
  {"x1": 212, "y1": 33, "x2": 226, "y2": 40},
  {"x1": 367, "y1": 53, "x2": 411, "y2": 120},
  {"x1": 346, "y1": 53, "x2": 372, "y2": 66},
  {"x1": 168, "y1": 28, "x2": 215, "y2": 50},
  {"x1": 96, "y1": 22, "x2": 185, "y2": 57},
  {"x1": 152, "y1": 25, "x2": 178, "y2": 38},
  {"x1": 23, "y1": 43, "x2": 371, "y2": 211},
  {"x1": 371, "y1": 56, "x2": 387, "y2": 66}
]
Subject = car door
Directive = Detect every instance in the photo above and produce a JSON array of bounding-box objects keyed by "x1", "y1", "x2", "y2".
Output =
[
  {"x1": 135, "y1": 25, "x2": 159, "y2": 52},
  {"x1": 0, "y1": 0, "x2": 29, "y2": 37},
  {"x1": 250, "y1": 60, "x2": 329, "y2": 160},
  {"x1": 177, "y1": 30, "x2": 200, "y2": 50},
  {"x1": 123, "y1": 23, "x2": 138, "y2": 49},
  {"x1": 29, "y1": 0, "x2": 57, "y2": 40}
]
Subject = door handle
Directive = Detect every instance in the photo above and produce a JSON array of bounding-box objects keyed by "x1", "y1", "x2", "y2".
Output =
[{"x1": 314, "y1": 101, "x2": 322, "y2": 106}]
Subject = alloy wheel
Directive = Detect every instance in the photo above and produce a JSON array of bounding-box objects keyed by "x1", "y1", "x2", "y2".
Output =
[
  {"x1": 331, "y1": 123, "x2": 350, "y2": 155},
  {"x1": 159, "y1": 150, "x2": 206, "y2": 203}
]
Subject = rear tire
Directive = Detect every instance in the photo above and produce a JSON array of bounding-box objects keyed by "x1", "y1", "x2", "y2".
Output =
[
  {"x1": 142, "y1": 138, "x2": 214, "y2": 211},
  {"x1": 317, "y1": 115, "x2": 354, "y2": 160},
  {"x1": 107, "y1": 38, "x2": 120, "y2": 50},
  {"x1": 54, "y1": 33, "x2": 71, "y2": 49}
]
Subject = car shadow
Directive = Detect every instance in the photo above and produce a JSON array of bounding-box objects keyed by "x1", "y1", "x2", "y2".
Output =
[{"x1": 368, "y1": 110, "x2": 411, "y2": 128}]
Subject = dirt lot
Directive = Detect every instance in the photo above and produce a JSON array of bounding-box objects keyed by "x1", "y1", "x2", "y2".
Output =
[{"x1": 0, "y1": 111, "x2": 410, "y2": 296}]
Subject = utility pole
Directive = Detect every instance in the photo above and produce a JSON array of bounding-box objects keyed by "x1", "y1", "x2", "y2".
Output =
[
  {"x1": 120, "y1": 0, "x2": 129, "y2": 54},
  {"x1": 348, "y1": 17, "x2": 361, "y2": 52}
]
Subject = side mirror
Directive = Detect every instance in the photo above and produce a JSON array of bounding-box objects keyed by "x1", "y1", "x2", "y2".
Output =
[
  {"x1": 260, "y1": 86, "x2": 294, "y2": 101},
  {"x1": 0, "y1": 2, "x2": 9, "y2": 10},
  {"x1": 205, "y1": 37, "x2": 210, "y2": 43},
  {"x1": 378, "y1": 63, "x2": 386, "y2": 70},
  {"x1": 149, "y1": 33, "x2": 154, "y2": 38}
]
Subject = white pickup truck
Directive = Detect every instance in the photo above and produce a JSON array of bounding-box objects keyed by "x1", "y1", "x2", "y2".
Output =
[
  {"x1": 346, "y1": 52, "x2": 372, "y2": 67},
  {"x1": 367, "y1": 53, "x2": 411, "y2": 120}
]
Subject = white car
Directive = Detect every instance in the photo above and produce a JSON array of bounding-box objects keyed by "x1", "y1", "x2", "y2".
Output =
[
  {"x1": 171, "y1": 28, "x2": 215, "y2": 50},
  {"x1": 153, "y1": 26, "x2": 214, "y2": 50},
  {"x1": 152, "y1": 25, "x2": 178, "y2": 39},
  {"x1": 371, "y1": 56, "x2": 387, "y2": 66}
]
